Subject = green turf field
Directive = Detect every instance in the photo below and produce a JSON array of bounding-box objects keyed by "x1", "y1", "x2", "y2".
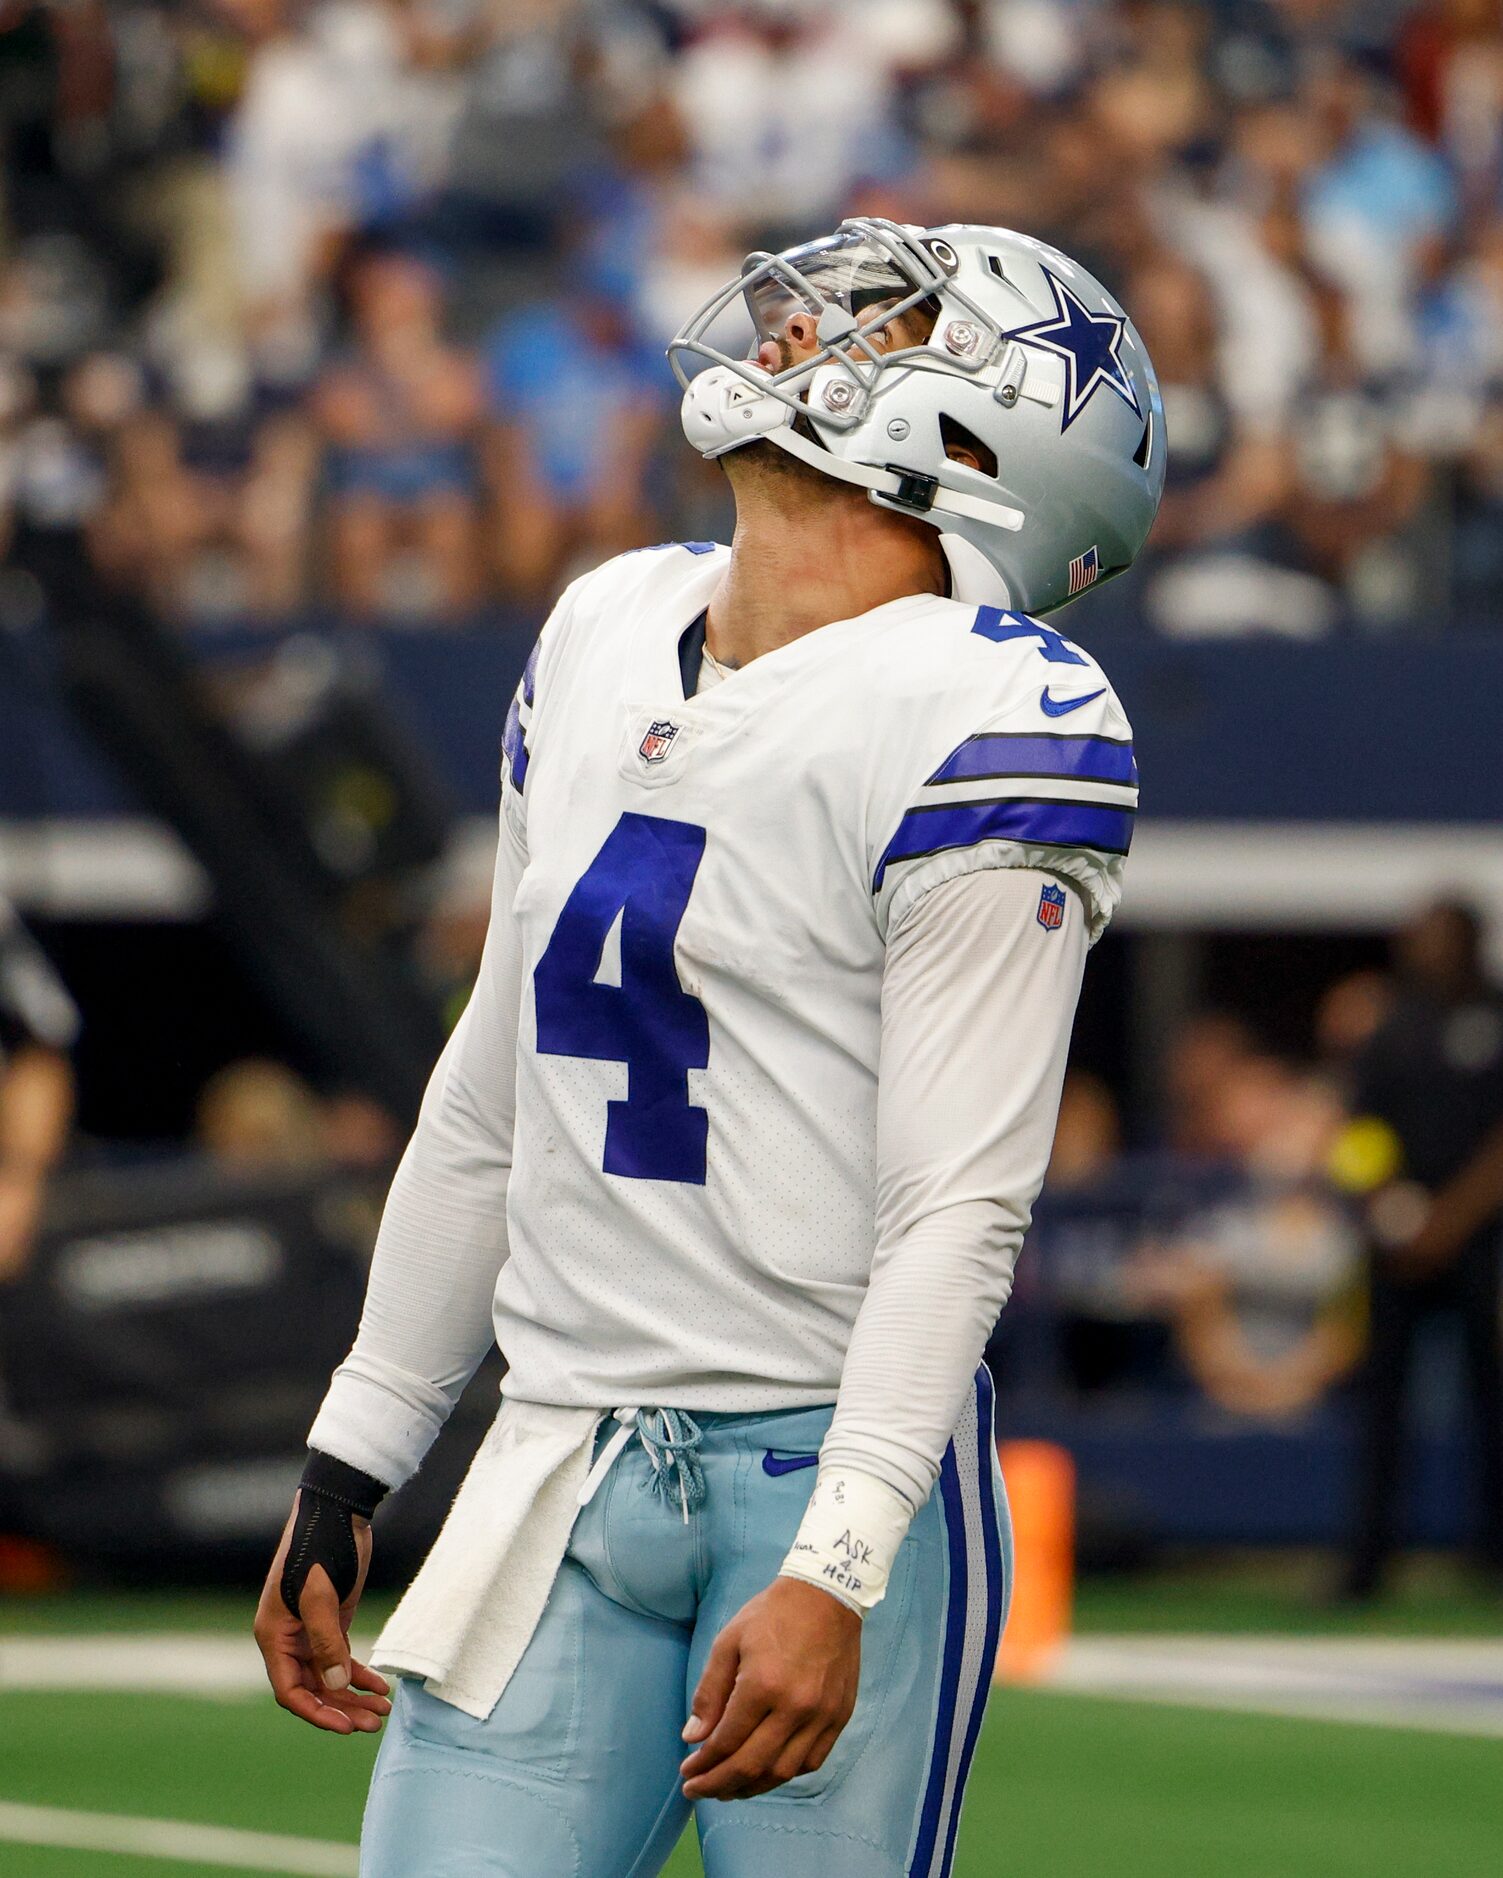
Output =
[{"x1": 1, "y1": 1568, "x2": 1500, "y2": 1876}]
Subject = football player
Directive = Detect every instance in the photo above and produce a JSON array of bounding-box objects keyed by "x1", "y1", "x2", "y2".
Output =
[{"x1": 255, "y1": 218, "x2": 1164, "y2": 1878}]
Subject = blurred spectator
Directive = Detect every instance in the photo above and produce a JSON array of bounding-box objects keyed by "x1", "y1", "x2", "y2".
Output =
[
  {"x1": 0, "y1": 898, "x2": 77, "y2": 1284},
  {"x1": 1129, "y1": 1063, "x2": 1362, "y2": 1421},
  {"x1": 91, "y1": 347, "x2": 317, "y2": 619},
  {"x1": 1299, "y1": 51, "x2": 1456, "y2": 372},
  {"x1": 443, "y1": 0, "x2": 618, "y2": 291},
  {"x1": 1133, "y1": 254, "x2": 1288, "y2": 556},
  {"x1": 1315, "y1": 966, "x2": 1393, "y2": 1066},
  {"x1": 223, "y1": 0, "x2": 472, "y2": 351},
  {"x1": 668, "y1": 1, "x2": 953, "y2": 240},
  {"x1": 1340, "y1": 899, "x2": 1503, "y2": 1597},
  {"x1": 1160, "y1": 1011, "x2": 1258, "y2": 1162},
  {"x1": 1398, "y1": 0, "x2": 1503, "y2": 214},
  {"x1": 482, "y1": 249, "x2": 670, "y2": 599},
  {"x1": 316, "y1": 249, "x2": 483, "y2": 619},
  {"x1": 195, "y1": 1058, "x2": 326, "y2": 1173},
  {"x1": 196, "y1": 1058, "x2": 400, "y2": 1175},
  {"x1": 321, "y1": 1089, "x2": 402, "y2": 1171},
  {"x1": 1127, "y1": 251, "x2": 1312, "y2": 638},
  {"x1": 1047, "y1": 1069, "x2": 1122, "y2": 1190},
  {"x1": 1277, "y1": 278, "x2": 1430, "y2": 627}
]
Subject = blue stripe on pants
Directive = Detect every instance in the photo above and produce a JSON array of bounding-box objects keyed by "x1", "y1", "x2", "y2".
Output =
[{"x1": 909, "y1": 1366, "x2": 1006, "y2": 1878}]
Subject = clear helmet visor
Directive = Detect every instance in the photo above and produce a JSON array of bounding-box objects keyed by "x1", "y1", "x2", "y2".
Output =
[{"x1": 742, "y1": 231, "x2": 918, "y2": 347}]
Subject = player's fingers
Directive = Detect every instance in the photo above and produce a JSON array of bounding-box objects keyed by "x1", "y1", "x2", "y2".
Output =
[
  {"x1": 287, "y1": 1658, "x2": 385, "y2": 1733},
  {"x1": 298, "y1": 1563, "x2": 353, "y2": 1692},
  {"x1": 801, "y1": 1719, "x2": 844, "y2": 1775},
  {"x1": 278, "y1": 1682, "x2": 363, "y2": 1734},
  {"x1": 261, "y1": 1646, "x2": 358, "y2": 1734},
  {"x1": 680, "y1": 1667, "x2": 778, "y2": 1780},
  {"x1": 707, "y1": 1717, "x2": 828, "y2": 1800},
  {"x1": 257, "y1": 1618, "x2": 318, "y2": 1705},
  {"x1": 764, "y1": 1715, "x2": 830, "y2": 1789},
  {"x1": 682, "y1": 1713, "x2": 794, "y2": 1801},
  {"x1": 311, "y1": 1691, "x2": 387, "y2": 1731},
  {"x1": 307, "y1": 1664, "x2": 390, "y2": 1719},
  {"x1": 682, "y1": 1627, "x2": 741, "y2": 1745},
  {"x1": 348, "y1": 1656, "x2": 391, "y2": 1699}
]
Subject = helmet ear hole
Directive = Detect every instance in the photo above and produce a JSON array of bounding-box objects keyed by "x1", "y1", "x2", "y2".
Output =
[{"x1": 938, "y1": 413, "x2": 998, "y2": 479}]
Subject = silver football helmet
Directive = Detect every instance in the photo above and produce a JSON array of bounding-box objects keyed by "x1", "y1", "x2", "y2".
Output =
[{"x1": 669, "y1": 218, "x2": 1165, "y2": 617}]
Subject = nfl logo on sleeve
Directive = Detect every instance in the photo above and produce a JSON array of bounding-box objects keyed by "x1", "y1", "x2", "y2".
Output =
[
  {"x1": 639, "y1": 720, "x2": 679, "y2": 765},
  {"x1": 1037, "y1": 882, "x2": 1067, "y2": 931}
]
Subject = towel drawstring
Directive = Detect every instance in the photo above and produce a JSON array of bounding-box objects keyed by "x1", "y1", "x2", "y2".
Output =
[{"x1": 576, "y1": 1406, "x2": 707, "y2": 1522}]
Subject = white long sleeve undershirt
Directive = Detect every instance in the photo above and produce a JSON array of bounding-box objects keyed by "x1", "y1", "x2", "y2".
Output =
[
  {"x1": 817, "y1": 864, "x2": 1087, "y2": 1514},
  {"x1": 308, "y1": 836, "x2": 1086, "y2": 1513}
]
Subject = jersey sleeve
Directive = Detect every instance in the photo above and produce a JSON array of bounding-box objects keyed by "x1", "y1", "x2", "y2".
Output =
[
  {"x1": 868, "y1": 614, "x2": 1137, "y2": 946},
  {"x1": 498, "y1": 566, "x2": 599, "y2": 845},
  {"x1": 499, "y1": 632, "x2": 540, "y2": 845}
]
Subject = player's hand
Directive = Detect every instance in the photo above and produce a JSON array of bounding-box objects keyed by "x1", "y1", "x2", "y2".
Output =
[
  {"x1": 679, "y1": 1576, "x2": 861, "y2": 1801},
  {"x1": 253, "y1": 1493, "x2": 391, "y2": 1735}
]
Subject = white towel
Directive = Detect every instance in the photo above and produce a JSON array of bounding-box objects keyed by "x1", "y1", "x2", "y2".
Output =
[{"x1": 371, "y1": 1397, "x2": 603, "y2": 1720}]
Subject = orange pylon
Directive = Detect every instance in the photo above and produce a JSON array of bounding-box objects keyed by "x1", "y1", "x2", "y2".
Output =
[{"x1": 995, "y1": 1439, "x2": 1074, "y2": 1683}]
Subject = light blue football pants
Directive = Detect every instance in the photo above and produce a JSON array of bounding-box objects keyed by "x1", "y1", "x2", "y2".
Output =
[{"x1": 360, "y1": 1367, "x2": 1010, "y2": 1878}]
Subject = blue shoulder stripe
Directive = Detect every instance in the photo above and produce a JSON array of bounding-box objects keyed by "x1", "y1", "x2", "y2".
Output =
[
  {"x1": 501, "y1": 692, "x2": 529, "y2": 793},
  {"x1": 874, "y1": 796, "x2": 1133, "y2": 890},
  {"x1": 928, "y1": 731, "x2": 1136, "y2": 788}
]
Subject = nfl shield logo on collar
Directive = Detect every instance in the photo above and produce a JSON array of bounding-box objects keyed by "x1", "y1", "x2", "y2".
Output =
[
  {"x1": 1037, "y1": 883, "x2": 1066, "y2": 931},
  {"x1": 639, "y1": 720, "x2": 679, "y2": 764}
]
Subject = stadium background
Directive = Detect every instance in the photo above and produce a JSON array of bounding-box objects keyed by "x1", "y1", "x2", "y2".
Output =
[{"x1": 2, "y1": 0, "x2": 1503, "y2": 1872}]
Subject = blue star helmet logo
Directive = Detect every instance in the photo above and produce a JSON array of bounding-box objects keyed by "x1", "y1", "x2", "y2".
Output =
[{"x1": 1007, "y1": 267, "x2": 1143, "y2": 434}]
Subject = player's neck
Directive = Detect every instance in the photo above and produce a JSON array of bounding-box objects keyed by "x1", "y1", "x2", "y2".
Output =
[{"x1": 708, "y1": 467, "x2": 945, "y2": 668}]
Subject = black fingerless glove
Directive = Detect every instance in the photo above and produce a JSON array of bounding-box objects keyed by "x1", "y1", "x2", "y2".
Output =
[{"x1": 280, "y1": 1450, "x2": 390, "y2": 1619}]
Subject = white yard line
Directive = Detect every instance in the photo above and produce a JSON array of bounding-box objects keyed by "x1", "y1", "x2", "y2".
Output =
[
  {"x1": 0, "y1": 1634, "x2": 266, "y2": 1696},
  {"x1": 0, "y1": 1802, "x2": 357, "y2": 1875},
  {"x1": 0, "y1": 1634, "x2": 375, "y2": 1699},
  {"x1": 1050, "y1": 1635, "x2": 1503, "y2": 1738}
]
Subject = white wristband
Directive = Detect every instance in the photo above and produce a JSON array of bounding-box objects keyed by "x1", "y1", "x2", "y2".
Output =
[{"x1": 778, "y1": 1467, "x2": 914, "y2": 1615}]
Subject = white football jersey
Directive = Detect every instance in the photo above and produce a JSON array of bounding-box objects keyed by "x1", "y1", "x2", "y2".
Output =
[{"x1": 493, "y1": 541, "x2": 1136, "y2": 1411}]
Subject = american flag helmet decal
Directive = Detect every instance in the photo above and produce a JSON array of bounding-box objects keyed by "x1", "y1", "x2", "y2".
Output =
[{"x1": 1068, "y1": 544, "x2": 1100, "y2": 595}]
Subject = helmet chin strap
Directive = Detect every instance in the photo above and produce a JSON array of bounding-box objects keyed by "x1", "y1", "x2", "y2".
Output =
[
  {"x1": 760, "y1": 423, "x2": 1024, "y2": 532},
  {"x1": 765, "y1": 426, "x2": 1017, "y2": 606}
]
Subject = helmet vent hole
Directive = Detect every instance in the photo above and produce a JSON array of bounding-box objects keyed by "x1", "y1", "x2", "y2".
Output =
[
  {"x1": 939, "y1": 413, "x2": 999, "y2": 479},
  {"x1": 986, "y1": 253, "x2": 1008, "y2": 281},
  {"x1": 1132, "y1": 411, "x2": 1153, "y2": 469}
]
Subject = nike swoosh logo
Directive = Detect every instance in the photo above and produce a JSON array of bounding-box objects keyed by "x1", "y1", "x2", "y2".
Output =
[
  {"x1": 762, "y1": 1451, "x2": 819, "y2": 1477},
  {"x1": 1040, "y1": 685, "x2": 1106, "y2": 717}
]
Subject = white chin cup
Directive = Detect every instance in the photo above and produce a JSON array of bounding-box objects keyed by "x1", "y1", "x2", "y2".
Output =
[
  {"x1": 679, "y1": 364, "x2": 793, "y2": 460},
  {"x1": 939, "y1": 533, "x2": 1012, "y2": 608}
]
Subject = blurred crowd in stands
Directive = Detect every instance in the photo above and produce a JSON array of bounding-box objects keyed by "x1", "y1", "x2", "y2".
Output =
[{"x1": 4, "y1": 0, "x2": 1503, "y2": 632}]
